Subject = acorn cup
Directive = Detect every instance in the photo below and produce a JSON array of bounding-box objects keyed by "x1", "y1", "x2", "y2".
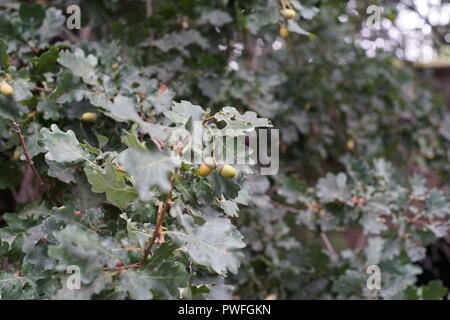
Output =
[{"x1": 216, "y1": 163, "x2": 237, "y2": 178}]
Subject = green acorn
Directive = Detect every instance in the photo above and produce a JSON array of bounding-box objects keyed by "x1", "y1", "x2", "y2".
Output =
[
  {"x1": 198, "y1": 157, "x2": 216, "y2": 177},
  {"x1": 82, "y1": 112, "x2": 98, "y2": 123},
  {"x1": 280, "y1": 8, "x2": 296, "y2": 19},
  {"x1": 0, "y1": 82, "x2": 14, "y2": 96},
  {"x1": 216, "y1": 163, "x2": 237, "y2": 178}
]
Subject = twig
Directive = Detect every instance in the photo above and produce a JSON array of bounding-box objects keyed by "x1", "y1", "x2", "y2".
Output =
[
  {"x1": 202, "y1": 115, "x2": 215, "y2": 123},
  {"x1": 146, "y1": 0, "x2": 155, "y2": 42},
  {"x1": 102, "y1": 263, "x2": 141, "y2": 271},
  {"x1": 12, "y1": 122, "x2": 49, "y2": 192},
  {"x1": 270, "y1": 200, "x2": 301, "y2": 213},
  {"x1": 354, "y1": 229, "x2": 366, "y2": 251},
  {"x1": 139, "y1": 175, "x2": 176, "y2": 266},
  {"x1": 35, "y1": 87, "x2": 51, "y2": 92},
  {"x1": 146, "y1": 0, "x2": 153, "y2": 17},
  {"x1": 151, "y1": 137, "x2": 165, "y2": 152},
  {"x1": 320, "y1": 232, "x2": 337, "y2": 256}
]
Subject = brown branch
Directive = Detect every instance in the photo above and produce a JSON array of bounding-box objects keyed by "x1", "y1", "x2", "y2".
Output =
[
  {"x1": 146, "y1": 0, "x2": 156, "y2": 42},
  {"x1": 35, "y1": 86, "x2": 51, "y2": 92},
  {"x1": 139, "y1": 174, "x2": 176, "y2": 266},
  {"x1": 102, "y1": 263, "x2": 141, "y2": 272},
  {"x1": 320, "y1": 232, "x2": 337, "y2": 256},
  {"x1": 12, "y1": 122, "x2": 49, "y2": 192},
  {"x1": 270, "y1": 200, "x2": 301, "y2": 214},
  {"x1": 151, "y1": 137, "x2": 165, "y2": 152},
  {"x1": 146, "y1": 0, "x2": 153, "y2": 17},
  {"x1": 202, "y1": 115, "x2": 215, "y2": 123}
]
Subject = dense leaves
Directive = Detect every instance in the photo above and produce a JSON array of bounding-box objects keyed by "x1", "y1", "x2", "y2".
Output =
[{"x1": 1, "y1": 0, "x2": 450, "y2": 300}]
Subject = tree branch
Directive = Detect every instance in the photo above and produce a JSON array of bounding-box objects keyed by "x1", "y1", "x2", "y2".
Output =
[
  {"x1": 320, "y1": 232, "x2": 337, "y2": 256},
  {"x1": 139, "y1": 174, "x2": 176, "y2": 266},
  {"x1": 12, "y1": 122, "x2": 49, "y2": 192}
]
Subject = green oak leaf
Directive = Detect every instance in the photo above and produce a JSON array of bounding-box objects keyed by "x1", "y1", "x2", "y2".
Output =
[
  {"x1": 164, "y1": 100, "x2": 204, "y2": 125},
  {"x1": 46, "y1": 159, "x2": 76, "y2": 184},
  {"x1": 57, "y1": 48, "x2": 98, "y2": 85},
  {"x1": 117, "y1": 148, "x2": 179, "y2": 201},
  {"x1": 420, "y1": 280, "x2": 448, "y2": 300},
  {"x1": 169, "y1": 215, "x2": 245, "y2": 275},
  {"x1": 218, "y1": 199, "x2": 239, "y2": 217},
  {"x1": 48, "y1": 225, "x2": 124, "y2": 283},
  {"x1": 32, "y1": 46, "x2": 60, "y2": 78},
  {"x1": 0, "y1": 273, "x2": 37, "y2": 300},
  {"x1": 54, "y1": 273, "x2": 113, "y2": 300},
  {"x1": 84, "y1": 159, "x2": 138, "y2": 209},
  {"x1": 11, "y1": 77, "x2": 34, "y2": 101},
  {"x1": 316, "y1": 172, "x2": 348, "y2": 203},
  {"x1": 40, "y1": 124, "x2": 89, "y2": 163},
  {"x1": 103, "y1": 95, "x2": 141, "y2": 123},
  {"x1": 121, "y1": 124, "x2": 147, "y2": 152}
]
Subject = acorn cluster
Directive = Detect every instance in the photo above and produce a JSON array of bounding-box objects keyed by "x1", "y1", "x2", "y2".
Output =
[
  {"x1": 279, "y1": 7, "x2": 297, "y2": 39},
  {"x1": 198, "y1": 157, "x2": 237, "y2": 178}
]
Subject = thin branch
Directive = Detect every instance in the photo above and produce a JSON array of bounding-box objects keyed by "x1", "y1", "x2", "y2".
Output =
[
  {"x1": 151, "y1": 137, "x2": 165, "y2": 152},
  {"x1": 146, "y1": 0, "x2": 156, "y2": 42},
  {"x1": 146, "y1": 0, "x2": 153, "y2": 17},
  {"x1": 270, "y1": 200, "x2": 301, "y2": 213},
  {"x1": 139, "y1": 174, "x2": 176, "y2": 266},
  {"x1": 12, "y1": 122, "x2": 49, "y2": 192},
  {"x1": 320, "y1": 232, "x2": 337, "y2": 256},
  {"x1": 102, "y1": 263, "x2": 140, "y2": 271},
  {"x1": 35, "y1": 87, "x2": 51, "y2": 92},
  {"x1": 202, "y1": 115, "x2": 215, "y2": 123}
]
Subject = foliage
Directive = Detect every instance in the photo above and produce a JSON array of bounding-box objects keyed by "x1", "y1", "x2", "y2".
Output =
[{"x1": 0, "y1": 0, "x2": 450, "y2": 300}]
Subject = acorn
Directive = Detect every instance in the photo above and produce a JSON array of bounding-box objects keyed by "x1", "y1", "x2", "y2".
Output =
[
  {"x1": 216, "y1": 163, "x2": 237, "y2": 178},
  {"x1": 198, "y1": 157, "x2": 216, "y2": 177},
  {"x1": 280, "y1": 8, "x2": 296, "y2": 19},
  {"x1": 82, "y1": 112, "x2": 98, "y2": 123},
  {"x1": 279, "y1": 26, "x2": 289, "y2": 38},
  {"x1": 346, "y1": 139, "x2": 355, "y2": 150},
  {"x1": 0, "y1": 82, "x2": 14, "y2": 96}
]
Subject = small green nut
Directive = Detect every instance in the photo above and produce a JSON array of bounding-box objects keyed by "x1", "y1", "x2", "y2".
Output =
[
  {"x1": 0, "y1": 82, "x2": 14, "y2": 96},
  {"x1": 216, "y1": 163, "x2": 237, "y2": 178},
  {"x1": 281, "y1": 8, "x2": 296, "y2": 19},
  {"x1": 82, "y1": 112, "x2": 98, "y2": 123},
  {"x1": 279, "y1": 26, "x2": 289, "y2": 38},
  {"x1": 198, "y1": 157, "x2": 217, "y2": 177}
]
